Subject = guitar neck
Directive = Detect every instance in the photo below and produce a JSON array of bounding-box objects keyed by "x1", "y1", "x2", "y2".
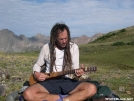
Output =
[
  {"x1": 45, "y1": 66, "x2": 96, "y2": 78},
  {"x1": 63, "y1": 69, "x2": 75, "y2": 75},
  {"x1": 62, "y1": 67, "x2": 96, "y2": 75}
]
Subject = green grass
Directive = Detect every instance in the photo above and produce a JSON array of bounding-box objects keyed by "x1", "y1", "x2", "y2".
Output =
[
  {"x1": 79, "y1": 43, "x2": 134, "y2": 98},
  {"x1": 0, "y1": 52, "x2": 37, "y2": 101},
  {"x1": 80, "y1": 44, "x2": 134, "y2": 67}
]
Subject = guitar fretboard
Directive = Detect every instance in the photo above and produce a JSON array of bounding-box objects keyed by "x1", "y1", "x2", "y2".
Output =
[{"x1": 62, "y1": 66, "x2": 96, "y2": 75}]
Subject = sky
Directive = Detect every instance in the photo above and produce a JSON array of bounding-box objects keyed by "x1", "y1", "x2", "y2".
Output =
[{"x1": 0, "y1": 0, "x2": 134, "y2": 38}]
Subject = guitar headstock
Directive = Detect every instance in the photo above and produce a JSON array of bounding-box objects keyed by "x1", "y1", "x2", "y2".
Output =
[{"x1": 84, "y1": 66, "x2": 97, "y2": 72}]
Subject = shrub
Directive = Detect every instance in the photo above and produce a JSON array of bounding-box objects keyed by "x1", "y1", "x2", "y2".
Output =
[
  {"x1": 127, "y1": 41, "x2": 134, "y2": 45},
  {"x1": 111, "y1": 41, "x2": 126, "y2": 46},
  {"x1": 94, "y1": 32, "x2": 116, "y2": 42},
  {"x1": 119, "y1": 29, "x2": 126, "y2": 33}
]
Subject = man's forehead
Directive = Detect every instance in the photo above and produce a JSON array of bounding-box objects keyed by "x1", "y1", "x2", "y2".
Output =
[
  {"x1": 57, "y1": 29, "x2": 68, "y2": 38},
  {"x1": 57, "y1": 28, "x2": 65, "y2": 33}
]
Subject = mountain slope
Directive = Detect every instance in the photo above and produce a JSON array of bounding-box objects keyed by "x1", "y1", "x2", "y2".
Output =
[
  {"x1": 0, "y1": 29, "x2": 21, "y2": 52},
  {"x1": 0, "y1": 29, "x2": 50, "y2": 52},
  {"x1": 0, "y1": 29, "x2": 102, "y2": 52},
  {"x1": 71, "y1": 34, "x2": 103, "y2": 45}
]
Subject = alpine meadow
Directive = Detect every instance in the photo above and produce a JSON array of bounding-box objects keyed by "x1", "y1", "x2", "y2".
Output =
[{"x1": 0, "y1": 25, "x2": 134, "y2": 101}]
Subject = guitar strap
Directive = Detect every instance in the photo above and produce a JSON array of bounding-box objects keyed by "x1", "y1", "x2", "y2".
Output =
[
  {"x1": 40, "y1": 62, "x2": 46, "y2": 72},
  {"x1": 62, "y1": 51, "x2": 67, "y2": 71}
]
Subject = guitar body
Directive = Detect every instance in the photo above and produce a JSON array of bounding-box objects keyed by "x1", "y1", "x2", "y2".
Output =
[
  {"x1": 29, "y1": 74, "x2": 38, "y2": 85},
  {"x1": 29, "y1": 72, "x2": 64, "y2": 85}
]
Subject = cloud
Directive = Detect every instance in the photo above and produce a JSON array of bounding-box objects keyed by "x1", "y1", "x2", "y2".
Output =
[{"x1": 0, "y1": 0, "x2": 134, "y2": 37}]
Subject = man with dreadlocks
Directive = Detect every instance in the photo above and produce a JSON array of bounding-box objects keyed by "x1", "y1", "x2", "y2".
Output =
[{"x1": 23, "y1": 23, "x2": 97, "y2": 101}]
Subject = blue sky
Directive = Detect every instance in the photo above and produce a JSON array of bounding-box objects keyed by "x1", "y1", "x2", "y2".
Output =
[{"x1": 0, "y1": 0, "x2": 134, "y2": 38}]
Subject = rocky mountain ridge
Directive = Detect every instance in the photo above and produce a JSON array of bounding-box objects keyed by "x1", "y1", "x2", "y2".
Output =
[{"x1": 0, "y1": 29, "x2": 103, "y2": 52}]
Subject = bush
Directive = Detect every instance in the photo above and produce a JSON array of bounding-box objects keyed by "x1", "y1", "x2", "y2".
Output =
[
  {"x1": 119, "y1": 29, "x2": 126, "y2": 33},
  {"x1": 127, "y1": 41, "x2": 134, "y2": 45},
  {"x1": 94, "y1": 32, "x2": 116, "y2": 41},
  {"x1": 111, "y1": 41, "x2": 126, "y2": 46}
]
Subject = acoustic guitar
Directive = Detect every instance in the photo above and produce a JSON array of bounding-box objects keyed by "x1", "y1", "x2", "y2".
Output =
[{"x1": 29, "y1": 66, "x2": 97, "y2": 85}]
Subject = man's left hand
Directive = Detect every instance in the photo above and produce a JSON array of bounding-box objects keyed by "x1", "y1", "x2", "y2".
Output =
[{"x1": 75, "y1": 64, "x2": 85, "y2": 77}]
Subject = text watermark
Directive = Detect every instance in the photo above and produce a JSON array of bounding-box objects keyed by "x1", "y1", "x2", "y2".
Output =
[{"x1": 105, "y1": 98, "x2": 133, "y2": 101}]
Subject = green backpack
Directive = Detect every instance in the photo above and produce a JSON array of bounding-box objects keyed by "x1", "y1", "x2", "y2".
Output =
[{"x1": 85, "y1": 80, "x2": 123, "y2": 101}]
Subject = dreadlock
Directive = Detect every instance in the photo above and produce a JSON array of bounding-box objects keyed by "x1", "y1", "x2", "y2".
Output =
[{"x1": 49, "y1": 23, "x2": 72, "y2": 73}]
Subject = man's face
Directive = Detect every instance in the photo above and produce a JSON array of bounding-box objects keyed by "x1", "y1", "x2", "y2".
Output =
[{"x1": 56, "y1": 29, "x2": 68, "y2": 49}]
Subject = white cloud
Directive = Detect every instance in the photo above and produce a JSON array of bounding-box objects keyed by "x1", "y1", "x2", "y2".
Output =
[{"x1": 0, "y1": 0, "x2": 134, "y2": 37}]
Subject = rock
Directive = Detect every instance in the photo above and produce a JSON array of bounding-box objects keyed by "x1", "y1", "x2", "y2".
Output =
[
  {"x1": 119, "y1": 86, "x2": 125, "y2": 92},
  {"x1": 6, "y1": 74, "x2": 10, "y2": 79},
  {"x1": 2, "y1": 74, "x2": 6, "y2": 79},
  {"x1": 1, "y1": 80, "x2": 5, "y2": 84},
  {"x1": 0, "y1": 85, "x2": 6, "y2": 96},
  {"x1": 126, "y1": 91, "x2": 132, "y2": 95},
  {"x1": 11, "y1": 76, "x2": 22, "y2": 82}
]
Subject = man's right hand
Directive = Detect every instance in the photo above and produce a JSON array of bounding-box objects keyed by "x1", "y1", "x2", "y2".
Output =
[{"x1": 34, "y1": 71, "x2": 49, "y2": 81}]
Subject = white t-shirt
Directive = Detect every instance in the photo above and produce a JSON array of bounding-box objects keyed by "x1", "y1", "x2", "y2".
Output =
[
  {"x1": 33, "y1": 42, "x2": 79, "y2": 73},
  {"x1": 53, "y1": 47, "x2": 64, "y2": 72}
]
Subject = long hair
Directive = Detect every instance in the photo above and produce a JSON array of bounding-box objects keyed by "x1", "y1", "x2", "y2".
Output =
[{"x1": 49, "y1": 23, "x2": 72, "y2": 72}]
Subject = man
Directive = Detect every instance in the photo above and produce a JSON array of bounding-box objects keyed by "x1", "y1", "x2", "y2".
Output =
[{"x1": 23, "y1": 23, "x2": 97, "y2": 101}]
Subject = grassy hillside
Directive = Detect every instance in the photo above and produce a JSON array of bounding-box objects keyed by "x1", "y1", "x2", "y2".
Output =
[
  {"x1": 93, "y1": 25, "x2": 134, "y2": 45},
  {"x1": 0, "y1": 26, "x2": 134, "y2": 100},
  {"x1": 0, "y1": 52, "x2": 38, "y2": 101},
  {"x1": 79, "y1": 25, "x2": 134, "y2": 98},
  {"x1": 79, "y1": 44, "x2": 134, "y2": 98}
]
